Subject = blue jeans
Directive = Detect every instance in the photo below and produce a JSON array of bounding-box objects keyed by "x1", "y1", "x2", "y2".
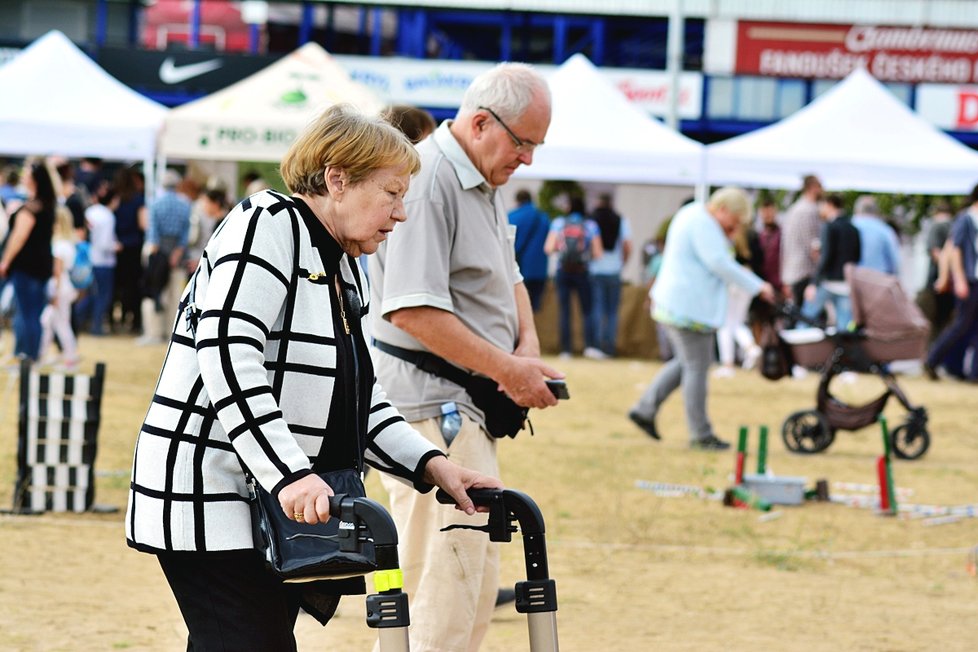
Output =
[
  {"x1": 10, "y1": 270, "x2": 48, "y2": 360},
  {"x1": 802, "y1": 284, "x2": 852, "y2": 331},
  {"x1": 555, "y1": 270, "x2": 595, "y2": 353},
  {"x1": 927, "y1": 281, "x2": 978, "y2": 378},
  {"x1": 74, "y1": 266, "x2": 115, "y2": 335},
  {"x1": 590, "y1": 273, "x2": 621, "y2": 355}
]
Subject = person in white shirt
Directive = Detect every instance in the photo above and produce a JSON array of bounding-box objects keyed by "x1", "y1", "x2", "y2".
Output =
[{"x1": 73, "y1": 190, "x2": 117, "y2": 335}]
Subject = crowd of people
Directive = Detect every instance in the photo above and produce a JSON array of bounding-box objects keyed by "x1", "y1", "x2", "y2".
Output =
[
  {"x1": 512, "y1": 188, "x2": 633, "y2": 360},
  {"x1": 560, "y1": 170, "x2": 978, "y2": 449},
  {"x1": 0, "y1": 157, "x2": 246, "y2": 367},
  {"x1": 923, "y1": 184, "x2": 978, "y2": 382}
]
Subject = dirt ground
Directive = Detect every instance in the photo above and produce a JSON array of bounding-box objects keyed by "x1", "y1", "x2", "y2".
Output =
[{"x1": 2, "y1": 333, "x2": 978, "y2": 651}]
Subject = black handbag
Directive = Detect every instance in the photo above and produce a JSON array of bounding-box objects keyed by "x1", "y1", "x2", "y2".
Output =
[
  {"x1": 462, "y1": 373, "x2": 530, "y2": 439},
  {"x1": 250, "y1": 467, "x2": 376, "y2": 583},
  {"x1": 757, "y1": 321, "x2": 793, "y2": 381}
]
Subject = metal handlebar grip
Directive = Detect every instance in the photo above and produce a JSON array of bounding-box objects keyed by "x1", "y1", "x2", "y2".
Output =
[{"x1": 435, "y1": 487, "x2": 501, "y2": 507}]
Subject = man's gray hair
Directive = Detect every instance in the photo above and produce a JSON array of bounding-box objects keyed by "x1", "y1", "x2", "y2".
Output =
[
  {"x1": 854, "y1": 195, "x2": 879, "y2": 216},
  {"x1": 161, "y1": 168, "x2": 182, "y2": 190},
  {"x1": 458, "y1": 62, "x2": 550, "y2": 122}
]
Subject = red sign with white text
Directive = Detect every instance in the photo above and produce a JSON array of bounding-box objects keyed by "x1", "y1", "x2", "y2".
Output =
[
  {"x1": 916, "y1": 84, "x2": 978, "y2": 131},
  {"x1": 735, "y1": 21, "x2": 978, "y2": 83}
]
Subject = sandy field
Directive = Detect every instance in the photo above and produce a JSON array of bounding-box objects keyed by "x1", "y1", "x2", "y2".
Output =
[{"x1": 1, "y1": 333, "x2": 977, "y2": 652}]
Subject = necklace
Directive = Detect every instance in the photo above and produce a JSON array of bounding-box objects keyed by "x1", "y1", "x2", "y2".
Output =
[{"x1": 335, "y1": 278, "x2": 350, "y2": 335}]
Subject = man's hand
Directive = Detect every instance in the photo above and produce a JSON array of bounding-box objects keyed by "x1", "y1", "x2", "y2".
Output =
[
  {"x1": 497, "y1": 355, "x2": 562, "y2": 409},
  {"x1": 804, "y1": 283, "x2": 817, "y2": 303},
  {"x1": 423, "y1": 455, "x2": 503, "y2": 515},
  {"x1": 954, "y1": 275, "x2": 970, "y2": 300},
  {"x1": 757, "y1": 282, "x2": 776, "y2": 304}
]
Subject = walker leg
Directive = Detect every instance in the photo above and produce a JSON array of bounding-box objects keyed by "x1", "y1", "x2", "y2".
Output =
[
  {"x1": 327, "y1": 497, "x2": 411, "y2": 652},
  {"x1": 366, "y1": 587, "x2": 410, "y2": 652},
  {"x1": 377, "y1": 626, "x2": 410, "y2": 652},
  {"x1": 527, "y1": 612, "x2": 559, "y2": 652}
]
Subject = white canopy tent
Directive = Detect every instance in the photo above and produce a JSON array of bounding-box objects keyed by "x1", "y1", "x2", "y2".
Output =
[
  {"x1": 513, "y1": 53, "x2": 704, "y2": 186},
  {"x1": 162, "y1": 42, "x2": 383, "y2": 163},
  {"x1": 705, "y1": 67, "x2": 978, "y2": 194},
  {"x1": 0, "y1": 30, "x2": 166, "y2": 169}
]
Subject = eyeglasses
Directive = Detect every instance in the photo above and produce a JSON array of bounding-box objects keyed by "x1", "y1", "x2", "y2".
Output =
[{"x1": 478, "y1": 106, "x2": 543, "y2": 153}]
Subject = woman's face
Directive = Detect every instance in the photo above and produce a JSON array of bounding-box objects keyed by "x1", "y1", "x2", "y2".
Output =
[
  {"x1": 334, "y1": 166, "x2": 409, "y2": 257},
  {"x1": 202, "y1": 197, "x2": 224, "y2": 218},
  {"x1": 713, "y1": 205, "x2": 742, "y2": 239}
]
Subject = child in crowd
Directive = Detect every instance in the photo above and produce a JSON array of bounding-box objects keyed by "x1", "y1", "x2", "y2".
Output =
[{"x1": 39, "y1": 207, "x2": 79, "y2": 367}]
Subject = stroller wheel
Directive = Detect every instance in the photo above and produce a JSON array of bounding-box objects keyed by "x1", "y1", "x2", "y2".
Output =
[
  {"x1": 891, "y1": 423, "x2": 930, "y2": 460},
  {"x1": 782, "y1": 410, "x2": 834, "y2": 454}
]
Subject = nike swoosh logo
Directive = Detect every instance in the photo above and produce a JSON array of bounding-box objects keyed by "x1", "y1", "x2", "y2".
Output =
[{"x1": 159, "y1": 57, "x2": 223, "y2": 84}]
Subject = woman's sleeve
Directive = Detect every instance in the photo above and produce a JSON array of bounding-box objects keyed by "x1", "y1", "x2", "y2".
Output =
[
  {"x1": 363, "y1": 379, "x2": 444, "y2": 492},
  {"x1": 692, "y1": 216, "x2": 764, "y2": 295},
  {"x1": 195, "y1": 199, "x2": 313, "y2": 494}
]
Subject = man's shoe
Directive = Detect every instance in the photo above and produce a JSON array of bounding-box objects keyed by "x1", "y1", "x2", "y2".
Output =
[
  {"x1": 628, "y1": 411, "x2": 660, "y2": 440},
  {"x1": 495, "y1": 587, "x2": 516, "y2": 608},
  {"x1": 922, "y1": 363, "x2": 939, "y2": 381},
  {"x1": 690, "y1": 435, "x2": 731, "y2": 451},
  {"x1": 583, "y1": 347, "x2": 609, "y2": 360}
]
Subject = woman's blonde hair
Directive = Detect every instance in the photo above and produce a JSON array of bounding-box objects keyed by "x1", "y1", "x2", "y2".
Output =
[
  {"x1": 280, "y1": 104, "x2": 421, "y2": 196},
  {"x1": 731, "y1": 223, "x2": 751, "y2": 260},
  {"x1": 52, "y1": 205, "x2": 77, "y2": 242},
  {"x1": 707, "y1": 187, "x2": 751, "y2": 225}
]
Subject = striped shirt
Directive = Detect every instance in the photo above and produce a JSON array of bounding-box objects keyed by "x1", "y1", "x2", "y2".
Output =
[{"x1": 780, "y1": 197, "x2": 821, "y2": 286}]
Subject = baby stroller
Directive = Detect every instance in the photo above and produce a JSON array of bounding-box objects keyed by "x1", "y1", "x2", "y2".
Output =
[{"x1": 774, "y1": 265, "x2": 931, "y2": 460}]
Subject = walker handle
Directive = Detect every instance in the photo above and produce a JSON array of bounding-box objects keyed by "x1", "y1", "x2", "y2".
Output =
[
  {"x1": 436, "y1": 487, "x2": 551, "y2": 582},
  {"x1": 435, "y1": 487, "x2": 499, "y2": 508}
]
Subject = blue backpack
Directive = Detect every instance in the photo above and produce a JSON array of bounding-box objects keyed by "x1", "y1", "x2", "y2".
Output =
[{"x1": 69, "y1": 241, "x2": 94, "y2": 290}]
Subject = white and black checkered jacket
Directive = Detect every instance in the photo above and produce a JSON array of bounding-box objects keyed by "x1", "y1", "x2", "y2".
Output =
[{"x1": 127, "y1": 190, "x2": 441, "y2": 553}]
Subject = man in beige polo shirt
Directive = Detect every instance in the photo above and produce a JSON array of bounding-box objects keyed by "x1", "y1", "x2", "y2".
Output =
[{"x1": 370, "y1": 62, "x2": 562, "y2": 651}]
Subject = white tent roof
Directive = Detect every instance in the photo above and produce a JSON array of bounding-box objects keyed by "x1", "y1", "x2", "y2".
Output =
[
  {"x1": 163, "y1": 42, "x2": 383, "y2": 162},
  {"x1": 513, "y1": 54, "x2": 703, "y2": 185},
  {"x1": 705, "y1": 68, "x2": 978, "y2": 194},
  {"x1": 0, "y1": 30, "x2": 166, "y2": 160}
]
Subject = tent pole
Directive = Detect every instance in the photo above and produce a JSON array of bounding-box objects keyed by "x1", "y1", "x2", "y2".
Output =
[
  {"x1": 665, "y1": 0, "x2": 684, "y2": 131},
  {"x1": 143, "y1": 158, "x2": 155, "y2": 207},
  {"x1": 694, "y1": 145, "x2": 707, "y2": 203}
]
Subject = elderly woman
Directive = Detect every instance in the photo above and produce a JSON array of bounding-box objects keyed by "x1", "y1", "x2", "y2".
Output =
[
  {"x1": 0, "y1": 160, "x2": 56, "y2": 361},
  {"x1": 126, "y1": 104, "x2": 500, "y2": 650},
  {"x1": 628, "y1": 187, "x2": 775, "y2": 450}
]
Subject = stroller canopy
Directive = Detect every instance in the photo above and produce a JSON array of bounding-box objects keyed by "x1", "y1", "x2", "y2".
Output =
[{"x1": 846, "y1": 264, "x2": 930, "y2": 342}]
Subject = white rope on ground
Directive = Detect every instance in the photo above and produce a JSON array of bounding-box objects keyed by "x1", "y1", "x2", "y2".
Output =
[{"x1": 833, "y1": 481, "x2": 914, "y2": 497}]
